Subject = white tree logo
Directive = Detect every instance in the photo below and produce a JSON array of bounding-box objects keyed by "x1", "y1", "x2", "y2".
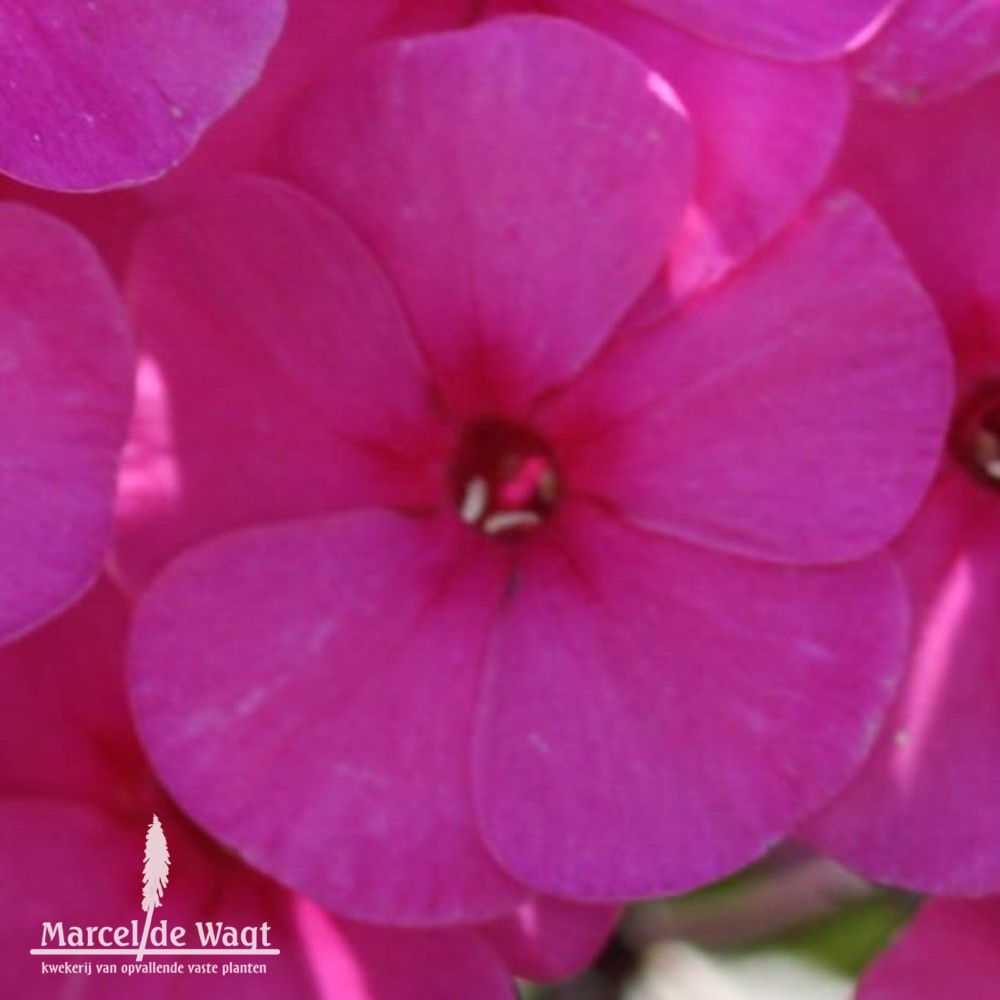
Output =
[{"x1": 136, "y1": 814, "x2": 170, "y2": 962}]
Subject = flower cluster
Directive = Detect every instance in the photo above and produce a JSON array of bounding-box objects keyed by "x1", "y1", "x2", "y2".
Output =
[{"x1": 1, "y1": 1, "x2": 997, "y2": 996}]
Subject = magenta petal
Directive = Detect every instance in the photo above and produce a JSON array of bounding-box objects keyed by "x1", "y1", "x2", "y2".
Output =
[
  {"x1": 804, "y1": 475, "x2": 1000, "y2": 894},
  {"x1": 544, "y1": 194, "x2": 953, "y2": 565},
  {"x1": 116, "y1": 175, "x2": 443, "y2": 591},
  {"x1": 852, "y1": 0, "x2": 1000, "y2": 103},
  {"x1": 131, "y1": 511, "x2": 524, "y2": 923},
  {"x1": 474, "y1": 503, "x2": 908, "y2": 898},
  {"x1": 0, "y1": 203, "x2": 133, "y2": 643},
  {"x1": 128, "y1": 175, "x2": 431, "y2": 446},
  {"x1": 327, "y1": 915, "x2": 516, "y2": 1000},
  {"x1": 551, "y1": 0, "x2": 849, "y2": 293},
  {"x1": 652, "y1": 39, "x2": 848, "y2": 294},
  {"x1": 570, "y1": 0, "x2": 896, "y2": 61},
  {"x1": 285, "y1": 15, "x2": 694, "y2": 414},
  {"x1": 857, "y1": 898, "x2": 1000, "y2": 1000},
  {"x1": 479, "y1": 896, "x2": 619, "y2": 982},
  {"x1": 837, "y1": 78, "x2": 1000, "y2": 330},
  {"x1": 0, "y1": 1, "x2": 284, "y2": 190}
]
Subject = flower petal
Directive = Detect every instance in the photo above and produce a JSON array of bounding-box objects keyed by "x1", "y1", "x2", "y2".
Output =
[
  {"x1": 0, "y1": 1, "x2": 285, "y2": 190},
  {"x1": 285, "y1": 15, "x2": 694, "y2": 414},
  {"x1": 474, "y1": 503, "x2": 908, "y2": 898},
  {"x1": 0, "y1": 203, "x2": 133, "y2": 643},
  {"x1": 130, "y1": 511, "x2": 524, "y2": 923},
  {"x1": 479, "y1": 896, "x2": 619, "y2": 982},
  {"x1": 543, "y1": 193, "x2": 953, "y2": 565},
  {"x1": 804, "y1": 473, "x2": 1000, "y2": 894},
  {"x1": 578, "y1": 0, "x2": 898, "y2": 62},
  {"x1": 857, "y1": 898, "x2": 1000, "y2": 1000},
  {"x1": 550, "y1": 0, "x2": 849, "y2": 294},
  {"x1": 326, "y1": 913, "x2": 517, "y2": 1000},
  {"x1": 116, "y1": 175, "x2": 444, "y2": 591},
  {"x1": 852, "y1": 0, "x2": 1000, "y2": 103},
  {"x1": 837, "y1": 77, "x2": 1000, "y2": 330}
]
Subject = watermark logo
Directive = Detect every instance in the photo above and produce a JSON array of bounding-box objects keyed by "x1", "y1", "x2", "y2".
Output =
[
  {"x1": 138, "y1": 814, "x2": 170, "y2": 961},
  {"x1": 30, "y1": 815, "x2": 280, "y2": 980}
]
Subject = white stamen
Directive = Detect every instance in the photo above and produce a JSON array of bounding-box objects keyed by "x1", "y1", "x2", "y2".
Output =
[
  {"x1": 985, "y1": 459, "x2": 1000, "y2": 481},
  {"x1": 460, "y1": 477, "x2": 489, "y2": 524},
  {"x1": 482, "y1": 511, "x2": 543, "y2": 535}
]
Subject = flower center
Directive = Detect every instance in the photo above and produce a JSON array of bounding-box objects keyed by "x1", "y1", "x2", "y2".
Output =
[
  {"x1": 953, "y1": 383, "x2": 1000, "y2": 488},
  {"x1": 450, "y1": 418, "x2": 559, "y2": 535}
]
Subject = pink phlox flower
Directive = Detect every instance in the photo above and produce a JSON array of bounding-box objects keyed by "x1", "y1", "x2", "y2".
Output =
[
  {"x1": 803, "y1": 74, "x2": 1000, "y2": 895},
  {"x1": 120, "y1": 17, "x2": 953, "y2": 923}
]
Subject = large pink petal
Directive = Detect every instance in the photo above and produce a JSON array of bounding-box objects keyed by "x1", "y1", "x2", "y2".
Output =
[
  {"x1": 857, "y1": 898, "x2": 1000, "y2": 1000},
  {"x1": 0, "y1": 203, "x2": 133, "y2": 643},
  {"x1": 284, "y1": 15, "x2": 694, "y2": 415},
  {"x1": 479, "y1": 896, "x2": 619, "y2": 982},
  {"x1": 0, "y1": 1, "x2": 284, "y2": 191},
  {"x1": 804, "y1": 472, "x2": 1000, "y2": 894},
  {"x1": 852, "y1": 0, "x2": 1000, "y2": 103},
  {"x1": 115, "y1": 176, "x2": 446, "y2": 592},
  {"x1": 542, "y1": 193, "x2": 953, "y2": 565},
  {"x1": 474, "y1": 502, "x2": 908, "y2": 898},
  {"x1": 837, "y1": 76, "x2": 1000, "y2": 330},
  {"x1": 130, "y1": 511, "x2": 525, "y2": 923},
  {"x1": 566, "y1": 0, "x2": 897, "y2": 61},
  {"x1": 551, "y1": 0, "x2": 849, "y2": 295}
]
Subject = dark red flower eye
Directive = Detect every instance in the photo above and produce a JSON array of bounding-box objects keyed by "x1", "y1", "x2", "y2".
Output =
[
  {"x1": 450, "y1": 417, "x2": 560, "y2": 535},
  {"x1": 953, "y1": 383, "x2": 1000, "y2": 489}
]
